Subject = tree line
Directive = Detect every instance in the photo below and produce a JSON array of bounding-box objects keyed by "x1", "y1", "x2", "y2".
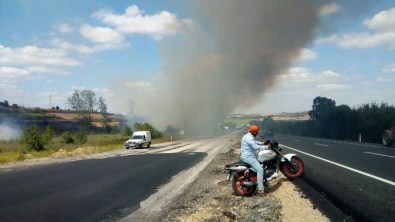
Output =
[
  {"x1": 254, "y1": 96, "x2": 395, "y2": 144},
  {"x1": 17, "y1": 89, "x2": 164, "y2": 151}
]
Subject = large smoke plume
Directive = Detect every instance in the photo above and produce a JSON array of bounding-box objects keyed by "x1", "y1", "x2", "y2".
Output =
[{"x1": 137, "y1": 0, "x2": 327, "y2": 135}]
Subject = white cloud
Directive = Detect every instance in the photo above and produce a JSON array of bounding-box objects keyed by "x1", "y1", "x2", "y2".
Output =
[
  {"x1": 0, "y1": 66, "x2": 30, "y2": 79},
  {"x1": 282, "y1": 67, "x2": 313, "y2": 82},
  {"x1": 318, "y1": 32, "x2": 395, "y2": 48},
  {"x1": 321, "y1": 70, "x2": 341, "y2": 77},
  {"x1": 363, "y1": 8, "x2": 395, "y2": 32},
  {"x1": 281, "y1": 67, "x2": 343, "y2": 84},
  {"x1": 93, "y1": 5, "x2": 193, "y2": 40},
  {"x1": 0, "y1": 45, "x2": 80, "y2": 66},
  {"x1": 317, "y1": 84, "x2": 351, "y2": 90},
  {"x1": 57, "y1": 23, "x2": 74, "y2": 33},
  {"x1": 318, "y1": 7, "x2": 395, "y2": 49},
  {"x1": 125, "y1": 81, "x2": 153, "y2": 89},
  {"x1": 27, "y1": 66, "x2": 59, "y2": 74},
  {"x1": 80, "y1": 24, "x2": 125, "y2": 45},
  {"x1": 51, "y1": 38, "x2": 96, "y2": 54},
  {"x1": 298, "y1": 48, "x2": 317, "y2": 61},
  {"x1": 98, "y1": 88, "x2": 115, "y2": 99},
  {"x1": 378, "y1": 76, "x2": 395, "y2": 82},
  {"x1": 0, "y1": 64, "x2": 67, "y2": 85},
  {"x1": 383, "y1": 63, "x2": 395, "y2": 73},
  {"x1": 51, "y1": 36, "x2": 125, "y2": 55},
  {"x1": 319, "y1": 3, "x2": 341, "y2": 16}
]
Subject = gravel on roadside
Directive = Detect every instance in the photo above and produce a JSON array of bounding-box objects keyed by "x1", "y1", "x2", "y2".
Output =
[{"x1": 157, "y1": 137, "x2": 329, "y2": 222}]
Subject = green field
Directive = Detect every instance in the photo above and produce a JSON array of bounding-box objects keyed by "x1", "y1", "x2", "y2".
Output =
[{"x1": 0, "y1": 134, "x2": 180, "y2": 164}]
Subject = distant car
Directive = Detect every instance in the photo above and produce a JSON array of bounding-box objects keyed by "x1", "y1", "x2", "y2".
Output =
[
  {"x1": 382, "y1": 126, "x2": 395, "y2": 147},
  {"x1": 125, "y1": 131, "x2": 151, "y2": 149}
]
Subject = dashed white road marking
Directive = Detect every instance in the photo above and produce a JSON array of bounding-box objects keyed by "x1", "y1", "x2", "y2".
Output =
[{"x1": 315, "y1": 143, "x2": 329, "y2": 147}]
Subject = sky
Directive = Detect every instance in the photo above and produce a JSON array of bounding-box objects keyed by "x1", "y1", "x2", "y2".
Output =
[{"x1": 1, "y1": 0, "x2": 395, "y2": 131}]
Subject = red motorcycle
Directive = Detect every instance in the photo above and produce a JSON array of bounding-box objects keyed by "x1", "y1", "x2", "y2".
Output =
[{"x1": 224, "y1": 140, "x2": 304, "y2": 196}]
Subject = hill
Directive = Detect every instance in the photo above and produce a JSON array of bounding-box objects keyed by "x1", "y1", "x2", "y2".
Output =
[
  {"x1": 0, "y1": 105, "x2": 126, "y2": 134},
  {"x1": 226, "y1": 111, "x2": 309, "y2": 126}
]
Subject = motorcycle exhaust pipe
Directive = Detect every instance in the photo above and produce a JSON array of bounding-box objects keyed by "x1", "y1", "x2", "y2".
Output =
[
  {"x1": 242, "y1": 181, "x2": 256, "y2": 187},
  {"x1": 267, "y1": 172, "x2": 279, "y2": 181}
]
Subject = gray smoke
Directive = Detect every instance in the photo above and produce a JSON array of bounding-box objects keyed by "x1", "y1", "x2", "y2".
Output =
[
  {"x1": 0, "y1": 119, "x2": 21, "y2": 140},
  {"x1": 138, "y1": 0, "x2": 328, "y2": 135}
]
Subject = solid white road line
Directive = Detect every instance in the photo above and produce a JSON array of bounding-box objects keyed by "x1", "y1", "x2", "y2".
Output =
[
  {"x1": 281, "y1": 145, "x2": 395, "y2": 187},
  {"x1": 364, "y1": 152, "x2": 395, "y2": 158}
]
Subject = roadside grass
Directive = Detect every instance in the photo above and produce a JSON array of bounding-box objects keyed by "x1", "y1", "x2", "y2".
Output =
[{"x1": 0, "y1": 134, "x2": 183, "y2": 164}]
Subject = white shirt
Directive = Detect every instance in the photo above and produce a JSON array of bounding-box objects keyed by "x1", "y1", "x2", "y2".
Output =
[{"x1": 240, "y1": 132, "x2": 269, "y2": 159}]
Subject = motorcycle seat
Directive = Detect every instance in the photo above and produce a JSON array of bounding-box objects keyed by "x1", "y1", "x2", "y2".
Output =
[{"x1": 225, "y1": 162, "x2": 250, "y2": 168}]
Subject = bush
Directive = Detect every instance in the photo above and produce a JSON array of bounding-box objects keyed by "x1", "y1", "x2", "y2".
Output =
[
  {"x1": 62, "y1": 131, "x2": 74, "y2": 144},
  {"x1": 20, "y1": 125, "x2": 53, "y2": 151},
  {"x1": 43, "y1": 126, "x2": 54, "y2": 142},
  {"x1": 134, "y1": 122, "x2": 162, "y2": 139},
  {"x1": 104, "y1": 125, "x2": 112, "y2": 134},
  {"x1": 75, "y1": 131, "x2": 87, "y2": 144},
  {"x1": 61, "y1": 131, "x2": 87, "y2": 144},
  {"x1": 121, "y1": 126, "x2": 132, "y2": 137}
]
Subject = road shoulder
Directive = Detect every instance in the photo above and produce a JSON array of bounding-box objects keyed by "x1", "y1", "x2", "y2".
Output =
[{"x1": 156, "y1": 139, "x2": 329, "y2": 222}]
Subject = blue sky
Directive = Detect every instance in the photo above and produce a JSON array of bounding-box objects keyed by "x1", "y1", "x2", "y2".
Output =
[{"x1": 1, "y1": 1, "x2": 395, "y2": 123}]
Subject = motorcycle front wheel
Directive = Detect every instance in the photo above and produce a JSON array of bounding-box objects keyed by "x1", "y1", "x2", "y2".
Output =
[
  {"x1": 231, "y1": 172, "x2": 256, "y2": 196},
  {"x1": 280, "y1": 156, "x2": 304, "y2": 178}
]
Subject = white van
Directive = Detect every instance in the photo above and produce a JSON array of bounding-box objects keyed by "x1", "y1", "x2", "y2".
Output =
[{"x1": 125, "y1": 131, "x2": 152, "y2": 149}]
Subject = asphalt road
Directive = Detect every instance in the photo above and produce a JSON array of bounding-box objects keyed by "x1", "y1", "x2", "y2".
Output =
[
  {"x1": 0, "y1": 152, "x2": 207, "y2": 222},
  {"x1": 0, "y1": 135, "x2": 234, "y2": 222},
  {"x1": 275, "y1": 135, "x2": 395, "y2": 222}
]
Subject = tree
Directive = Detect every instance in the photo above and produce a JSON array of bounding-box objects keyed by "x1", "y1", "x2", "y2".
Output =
[
  {"x1": 98, "y1": 96, "x2": 107, "y2": 114},
  {"x1": 134, "y1": 122, "x2": 162, "y2": 139},
  {"x1": 356, "y1": 102, "x2": 395, "y2": 143},
  {"x1": 121, "y1": 126, "x2": 133, "y2": 137},
  {"x1": 67, "y1": 89, "x2": 108, "y2": 130},
  {"x1": 97, "y1": 96, "x2": 110, "y2": 132},
  {"x1": 261, "y1": 117, "x2": 275, "y2": 131},
  {"x1": 3, "y1": 100, "x2": 10, "y2": 107},
  {"x1": 308, "y1": 96, "x2": 336, "y2": 121},
  {"x1": 164, "y1": 125, "x2": 180, "y2": 134}
]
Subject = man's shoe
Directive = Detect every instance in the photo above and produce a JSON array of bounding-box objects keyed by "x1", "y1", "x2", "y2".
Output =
[{"x1": 256, "y1": 189, "x2": 266, "y2": 196}]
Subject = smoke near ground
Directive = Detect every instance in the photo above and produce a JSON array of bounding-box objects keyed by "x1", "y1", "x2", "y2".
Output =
[
  {"x1": 0, "y1": 119, "x2": 21, "y2": 140},
  {"x1": 137, "y1": 0, "x2": 329, "y2": 135}
]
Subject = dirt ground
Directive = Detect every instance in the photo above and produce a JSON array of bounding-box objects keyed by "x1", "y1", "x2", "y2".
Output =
[{"x1": 157, "y1": 141, "x2": 329, "y2": 222}]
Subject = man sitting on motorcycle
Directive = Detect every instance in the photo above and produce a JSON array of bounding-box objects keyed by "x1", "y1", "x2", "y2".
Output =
[{"x1": 241, "y1": 125, "x2": 271, "y2": 195}]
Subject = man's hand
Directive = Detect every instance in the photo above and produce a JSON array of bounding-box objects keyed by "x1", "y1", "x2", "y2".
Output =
[{"x1": 264, "y1": 140, "x2": 272, "y2": 149}]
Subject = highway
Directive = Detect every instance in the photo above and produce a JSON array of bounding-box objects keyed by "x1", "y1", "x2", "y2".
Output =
[
  {"x1": 274, "y1": 135, "x2": 395, "y2": 222},
  {"x1": 1, "y1": 133, "x2": 394, "y2": 221},
  {"x1": 0, "y1": 134, "x2": 234, "y2": 222}
]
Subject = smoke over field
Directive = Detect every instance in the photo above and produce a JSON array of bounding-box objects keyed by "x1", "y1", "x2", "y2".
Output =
[
  {"x1": 0, "y1": 119, "x2": 21, "y2": 140},
  {"x1": 138, "y1": 0, "x2": 327, "y2": 135}
]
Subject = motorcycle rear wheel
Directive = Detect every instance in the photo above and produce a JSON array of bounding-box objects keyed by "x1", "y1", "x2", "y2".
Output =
[
  {"x1": 280, "y1": 156, "x2": 304, "y2": 178},
  {"x1": 231, "y1": 172, "x2": 256, "y2": 196}
]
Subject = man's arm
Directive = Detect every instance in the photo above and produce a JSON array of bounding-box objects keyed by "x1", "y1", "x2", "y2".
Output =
[{"x1": 247, "y1": 136, "x2": 270, "y2": 150}]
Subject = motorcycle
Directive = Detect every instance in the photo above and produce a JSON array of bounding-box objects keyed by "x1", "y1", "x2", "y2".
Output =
[{"x1": 224, "y1": 140, "x2": 304, "y2": 196}]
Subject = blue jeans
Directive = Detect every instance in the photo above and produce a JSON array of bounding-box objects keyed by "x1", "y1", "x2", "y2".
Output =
[{"x1": 241, "y1": 157, "x2": 265, "y2": 190}]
